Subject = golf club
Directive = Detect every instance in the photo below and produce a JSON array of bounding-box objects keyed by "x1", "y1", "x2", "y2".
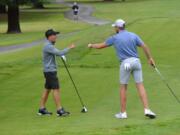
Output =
[
  {"x1": 60, "y1": 56, "x2": 88, "y2": 113},
  {"x1": 152, "y1": 65, "x2": 180, "y2": 103}
]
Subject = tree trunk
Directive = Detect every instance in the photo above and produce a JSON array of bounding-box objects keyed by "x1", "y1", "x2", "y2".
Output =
[
  {"x1": 7, "y1": 1, "x2": 21, "y2": 34},
  {"x1": 0, "y1": 4, "x2": 6, "y2": 13}
]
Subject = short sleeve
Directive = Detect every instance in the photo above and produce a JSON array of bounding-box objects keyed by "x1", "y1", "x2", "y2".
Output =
[
  {"x1": 135, "y1": 35, "x2": 144, "y2": 46},
  {"x1": 105, "y1": 36, "x2": 115, "y2": 46}
]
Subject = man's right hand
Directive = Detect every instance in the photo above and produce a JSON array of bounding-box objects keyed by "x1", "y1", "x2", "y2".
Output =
[
  {"x1": 68, "y1": 44, "x2": 75, "y2": 49},
  {"x1": 88, "y1": 43, "x2": 93, "y2": 48},
  {"x1": 87, "y1": 43, "x2": 107, "y2": 49}
]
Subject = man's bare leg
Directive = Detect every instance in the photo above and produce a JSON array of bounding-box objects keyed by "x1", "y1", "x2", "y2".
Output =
[
  {"x1": 115, "y1": 84, "x2": 128, "y2": 119},
  {"x1": 136, "y1": 82, "x2": 156, "y2": 118},
  {"x1": 120, "y1": 84, "x2": 128, "y2": 112},
  {"x1": 136, "y1": 83, "x2": 149, "y2": 109},
  {"x1": 53, "y1": 89, "x2": 70, "y2": 116},
  {"x1": 40, "y1": 89, "x2": 51, "y2": 109},
  {"x1": 52, "y1": 89, "x2": 62, "y2": 110}
]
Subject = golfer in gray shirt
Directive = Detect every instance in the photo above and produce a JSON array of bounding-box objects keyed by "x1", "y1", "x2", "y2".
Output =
[{"x1": 38, "y1": 29, "x2": 75, "y2": 116}]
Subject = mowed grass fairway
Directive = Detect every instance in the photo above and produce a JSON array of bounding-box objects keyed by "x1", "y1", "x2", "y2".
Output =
[{"x1": 0, "y1": 0, "x2": 180, "y2": 135}]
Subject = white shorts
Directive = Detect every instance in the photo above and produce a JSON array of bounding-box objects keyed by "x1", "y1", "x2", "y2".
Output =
[{"x1": 120, "y1": 57, "x2": 143, "y2": 84}]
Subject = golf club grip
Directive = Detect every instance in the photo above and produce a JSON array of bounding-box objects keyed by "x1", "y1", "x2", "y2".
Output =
[
  {"x1": 151, "y1": 64, "x2": 156, "y2": 68},
  {"x1": 60, "y1": 57, "x2": 85, "y2": 107}
]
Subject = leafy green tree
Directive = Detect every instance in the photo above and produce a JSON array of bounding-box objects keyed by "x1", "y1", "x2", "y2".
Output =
[
  {"x1": 0, "y1": 0, "x2": 30, "y2": 33},
  {"x1": 0, "y1": 0, "x2": 47, "y2": 34}
]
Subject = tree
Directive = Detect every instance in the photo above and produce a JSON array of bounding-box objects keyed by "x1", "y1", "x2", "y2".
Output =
[
  {"x1": 0, "y1": 0, "x2": 47, "y2": 34},
  {"x1": 7, "y1": 0, "x2": 21, "y2": 33},
  {"x1": 0, "y1": 0, "x2": 27, "y2": 33},
  {"x1": 0, "y1": 4, "x2": 6, "y2": 13},
  {"x1": 31, "y1": 0, "x2": 45, "y2": 9}
]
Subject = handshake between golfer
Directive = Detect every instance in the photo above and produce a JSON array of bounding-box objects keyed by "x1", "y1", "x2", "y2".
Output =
[{"x1": 38, "y1": 19, "x2": 156, "y2": 119}]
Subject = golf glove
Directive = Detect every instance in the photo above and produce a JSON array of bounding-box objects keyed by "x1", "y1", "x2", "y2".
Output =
[{"x1": 124, "y1": 63, "x2": 131, "y2": 71}]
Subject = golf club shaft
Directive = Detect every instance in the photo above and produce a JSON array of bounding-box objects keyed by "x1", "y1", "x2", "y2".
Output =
[
  {"x1": 154, "y1": 66, "x2": 180, "y2": 103},
  {"x1": 61, "y1": 57, "x2": 85, "y2": 107}
]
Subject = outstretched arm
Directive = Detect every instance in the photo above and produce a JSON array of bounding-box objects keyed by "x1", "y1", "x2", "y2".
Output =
[
  {"x1": 88, "y1": 42, "x2": 108, "y2": 49},
  {"x1": 140, "y1": 44, "x2": 155, "y2": 67},
  {"x1": 46, "y1": 44, "x2": 75, "y2": 56}
]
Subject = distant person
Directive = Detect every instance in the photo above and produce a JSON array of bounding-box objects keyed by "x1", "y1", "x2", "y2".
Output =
[
  {"x1": 38, "y1": 29, "x2": 75, "y2": 116},
  {"x1": 88, "y1": 19, "x2": 156, "y2": 119},
  {"x1": 72, "y1": 2, "x2": 79, "y2": 20}
]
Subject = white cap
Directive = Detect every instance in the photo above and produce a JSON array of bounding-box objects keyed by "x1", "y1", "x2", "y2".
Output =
[{"x1": 112, "y1": 19, "x2": 126, "y2": 28}]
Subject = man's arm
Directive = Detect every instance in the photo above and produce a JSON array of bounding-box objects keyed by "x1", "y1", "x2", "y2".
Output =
[
  {"x1": 140, "y1": 44, "x2": 155, "y2": 67},
  {"x1": 88, "y1": 42, "x2": 108, "y2": 49},
  {"x1": 46, "y1": 44, "x2": 75, "y2": 56},
  {"x1": 88, "y1": 36, "x2": 114, "y2": 49}
]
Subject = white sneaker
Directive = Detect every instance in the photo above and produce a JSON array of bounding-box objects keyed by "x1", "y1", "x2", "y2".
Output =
[
  {"x1": 144, "y1": 109, "x2": 156, "y2": 119},
  {"x1": 115, "y1": 112, "x2": 127, "y2": 119}
]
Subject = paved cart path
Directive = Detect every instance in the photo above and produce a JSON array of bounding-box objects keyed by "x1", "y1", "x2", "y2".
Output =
[{"x1": 56, "y1": 0, "x2": 109, "y2": 25}]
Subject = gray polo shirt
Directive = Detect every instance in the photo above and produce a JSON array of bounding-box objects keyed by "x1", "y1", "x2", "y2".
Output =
[{"x1": 43, "y1": 40, "x2": 70, "y2": 72}]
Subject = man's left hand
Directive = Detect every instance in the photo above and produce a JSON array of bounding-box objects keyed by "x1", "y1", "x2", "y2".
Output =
[{"x1": 148, "y1": 58, "x2": 155, "y2": 67}]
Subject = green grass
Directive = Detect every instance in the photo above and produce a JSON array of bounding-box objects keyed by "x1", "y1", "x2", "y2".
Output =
[{"x1": 0, "y1": 0, "x2": 180, "y2": 135}]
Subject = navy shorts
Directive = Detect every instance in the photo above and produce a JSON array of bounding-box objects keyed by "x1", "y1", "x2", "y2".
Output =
[
  {"x1": 44, "y1": 72, "x2": 59, "y2": 90},
  {"x1": 73, "y1": 11, "x2": 78, "y2": 15}
]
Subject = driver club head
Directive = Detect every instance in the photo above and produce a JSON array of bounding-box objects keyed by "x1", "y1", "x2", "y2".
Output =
[{"x1": 81, "y1": 106, "x2": 88, "y2": 113}]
